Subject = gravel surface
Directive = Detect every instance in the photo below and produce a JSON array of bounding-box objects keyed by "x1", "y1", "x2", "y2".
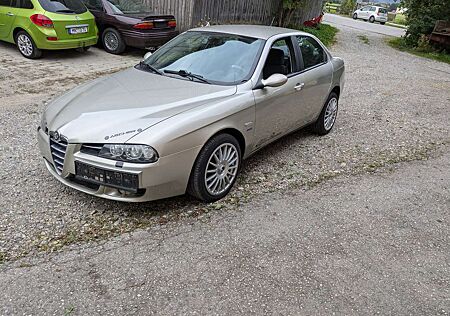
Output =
[
  {"x1": 1, "y1": 146, "x2": 449, "y2": 315},
  {"x1": 0, "y1": 26, "x2": 449, "y2": 263}
]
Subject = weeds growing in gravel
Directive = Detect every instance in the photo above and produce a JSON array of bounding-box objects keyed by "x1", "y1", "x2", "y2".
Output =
[{"x1": 358, "y1": 35, "x2": 370, "y2": 45}]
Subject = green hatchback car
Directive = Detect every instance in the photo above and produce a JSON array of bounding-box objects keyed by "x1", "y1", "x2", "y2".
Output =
[{"x1": 0, "y1": 0, "x2": 98, "y2": 58}]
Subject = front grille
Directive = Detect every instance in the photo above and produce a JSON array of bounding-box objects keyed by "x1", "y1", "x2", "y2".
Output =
[
  {"x1": 50, "y1": 137, "x2": 68, "y2": 174},
  {"x1": 80, "y1": 144, "x2": 103, "y2": 156}
]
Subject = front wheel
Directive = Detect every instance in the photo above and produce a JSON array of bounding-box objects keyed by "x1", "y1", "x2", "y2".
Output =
[
  {"x1": 15, "y1": 31, "x2": 42, "y2": 59},
  {"x1": 188, "y1": 134, "x2": 242, "y2": 203},
  {"x1": 353, "y1": 13, "x2": 358, "y2": 20},
  {"x1": 102, "y1": 28, "x2": 126, "y2": 54},
  {"x1": 369, "y1": 16, "x2": 375, "y2": 23},
  {"x1": 312, "y1": 92, "x2": 339, "y2": 136}
]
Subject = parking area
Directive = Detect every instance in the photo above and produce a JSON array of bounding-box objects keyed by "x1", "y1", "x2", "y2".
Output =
[{"x1": 0, "y1": 22, "x2": 449, "y2": 273}]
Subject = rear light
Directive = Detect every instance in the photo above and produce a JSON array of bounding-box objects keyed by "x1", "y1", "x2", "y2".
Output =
[
  {"x1": 133, "y1": 22, "x2": 154, "y2": 30},
  {"x1": 168, "y1": 20, "x2": 177, "y2": 28},
  {"x1": 30, "y1": 14, "x2": 53, "y2": 28},
  {"x1": 47, "y1": 37, "x2": 58, "y2": 41}
]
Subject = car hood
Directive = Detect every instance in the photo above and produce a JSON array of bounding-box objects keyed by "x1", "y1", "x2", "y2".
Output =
[{"x1": 45, "y1": 68, "x2": 237, "y2": 144}]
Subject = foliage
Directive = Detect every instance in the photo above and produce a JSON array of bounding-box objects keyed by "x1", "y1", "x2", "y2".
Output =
[
  {"x1": 296, "y1": 24, "x2": 339, "y2": 47},
  {"x1": 277, "y1": 0, "x2": 322, "y2": 27},
  {"x1": 388, "y1": 37, "x2": 450, "y2": 64},
  {"x1": 339, "y1": 0, "x2": 356, "y2": 15},
  {"x1": 401, "y1": 0, "x2": 450, "y2": 47},
  {"x1": 393, "y1": 13, "x2": 407, "y2": 25}
]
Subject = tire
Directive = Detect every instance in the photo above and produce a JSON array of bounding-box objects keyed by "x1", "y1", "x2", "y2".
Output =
[
  {"x1": 15, "y1": 31, "x2": 42, "y2": 59},
  {"x1": 369, "y1": 16, "x2": 375, "y2": 23},
  {"x1": 380, "y1": 22, "x2": 386, "y2": 25},
  {"x1": 102, "y1": 28, "x2": 126, "y2": 54},
  {"x1": 312, "y1": 92, "x2": 339, "y2": 136},
  {"x1": 353, "y1": 13, "x2": 358, "y2": 20},
  {"x1": 188, "y1": 133, "x2": 242, "y2": 203}
]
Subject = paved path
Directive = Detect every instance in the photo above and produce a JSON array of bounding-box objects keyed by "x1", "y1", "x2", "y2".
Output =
[{"x1": 323, "y1": 13, "x2": 406, "y2": 37}]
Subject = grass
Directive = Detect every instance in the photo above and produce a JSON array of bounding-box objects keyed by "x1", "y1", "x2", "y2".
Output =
[
  {"x1": 393, "y1": 13, "x2": 407, "y2": 26},
  {"x1": 388, "y1": 37, "x2": 450, "y2": 64},
  {"x1": 296, "y1": 24, "x2": 339, "y2": 47},
  {"x1": 358, "y1": 35, "x2": 370, "y2": 45}
]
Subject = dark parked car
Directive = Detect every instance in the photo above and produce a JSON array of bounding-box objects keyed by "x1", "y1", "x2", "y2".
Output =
[{"x1": 82, "y1": 0, "x2": 178, "y2": 54}]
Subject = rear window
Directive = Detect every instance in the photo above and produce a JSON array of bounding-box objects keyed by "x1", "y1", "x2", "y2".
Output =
[
  {"x1": 38, "y1": 0, "x2": 87, "y2": 13},
  {"x1": 378, "y1": 8, "x2": 387, "y2": 14}
]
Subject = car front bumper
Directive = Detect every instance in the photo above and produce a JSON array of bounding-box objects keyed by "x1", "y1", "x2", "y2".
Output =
[{"x1": 37, "y1": 127, "x2": 201, "y2": 202}]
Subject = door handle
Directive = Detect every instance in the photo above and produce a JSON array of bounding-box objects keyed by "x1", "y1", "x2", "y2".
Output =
[
  {"x1": 6, "y1": 12, "x2": 14, "y2": 16},
  {"x1": 294, "y1": 83, "x2": 305, "y2": 91}
]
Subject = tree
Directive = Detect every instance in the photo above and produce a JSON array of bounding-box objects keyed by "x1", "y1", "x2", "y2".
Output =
[
  {"x1": 277, "y1": 0, "x2": 322, "y2": 27},
  {"x1": 401, "y1": 0, "x2": 450, "y2": 46},
  {"x1": 339, "y1": 0, "x2": 356, "y2": 15}
]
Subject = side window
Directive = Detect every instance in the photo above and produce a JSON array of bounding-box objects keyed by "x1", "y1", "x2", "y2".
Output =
[
  {"x1": 361, "y1": 6, "x2": 368, "y2": 11},
  {"x1": 12, "y1": 0, "x2": 34, "y2": 8},
  {"x1": 82, "y1": 0, "x2": 103, "y2": 10},
  {"x1": 296, "y1": 36, "x2": 326, "y2": 70},
  {"x1": 263, "y1": 37, "x2": 294, "y2": 79},
  {"x1": 0, "y1": 0, "x2": 11, "y2": 6},
  {"x1": 369, "y1": 6, "x2": 376, "y2": 12}
]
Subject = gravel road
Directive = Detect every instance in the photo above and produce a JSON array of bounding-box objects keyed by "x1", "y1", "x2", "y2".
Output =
[{"x1": 0, "y1": 24, "x2": 449, "y2": 266}]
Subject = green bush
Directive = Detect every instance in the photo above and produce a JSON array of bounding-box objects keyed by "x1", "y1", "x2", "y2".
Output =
[
  {"x1": 339, "y1": 0, "x2": 356, "y2": 15},
  {"x1": 401, "y1": 0, "x2": 450, "y2": 47},
  {"x1": 296, "y1": 24, "x2": 339, "y2": 47}
]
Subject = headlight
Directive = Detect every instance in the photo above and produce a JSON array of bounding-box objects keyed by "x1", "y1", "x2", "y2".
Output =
[{"x1": 99, "y1": 144, "x2": 159, "y2": 163}]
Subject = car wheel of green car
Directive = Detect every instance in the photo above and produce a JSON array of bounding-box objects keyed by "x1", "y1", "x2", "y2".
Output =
[
  {"x1": 102, "y1": 28, "x2": 126, "y2": 54},
  {"x1": 15, "y1": 31, "x2": 42, "y2": 59}
]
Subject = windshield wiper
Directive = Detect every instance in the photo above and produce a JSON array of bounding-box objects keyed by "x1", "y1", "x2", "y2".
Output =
[
  {"x1": 137, "y1": 61, "x2": 164, "y2": 76},
  {"x1": 164, "y1": 70, "x2": 211, "y2": 84}
]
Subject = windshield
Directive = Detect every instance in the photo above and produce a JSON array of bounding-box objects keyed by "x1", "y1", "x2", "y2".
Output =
[
  {"x1": 106, "y1": 0, "x2": 149, "y2": 14},
  {"x1": 38, "y1": 0, "x2": 87, "y2": 13},
  {"x1": 143, "y1": 31, "x2": 265, "y2": 85}
]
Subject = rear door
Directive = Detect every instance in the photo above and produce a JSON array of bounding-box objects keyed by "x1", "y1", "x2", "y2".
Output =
[
  {"x1": 37, "y1": 0, "x2": 96, "y2": 40},
  {"x1": 0, "y1": 0, "x2": 16, "y2": 40},
  {"x1": 294, "y1": 35, "x2": 333, "y2": 123}
]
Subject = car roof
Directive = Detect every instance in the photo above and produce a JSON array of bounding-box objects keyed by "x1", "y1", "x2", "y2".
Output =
[{"x1": 188, "y1": 24, "x2": 306, "y2": 40}]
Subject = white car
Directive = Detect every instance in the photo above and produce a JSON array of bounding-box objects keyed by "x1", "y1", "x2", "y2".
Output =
[{"x1": 353, "y1": 6, "x2": 388, "y2": 24}]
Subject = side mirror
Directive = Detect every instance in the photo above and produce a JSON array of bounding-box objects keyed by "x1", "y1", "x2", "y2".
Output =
[
  {"x1": 143, "y1": 51, "x2": 153, "y2": 60},
  {"x1": 261, "y1": 74, "x2": 288, "y2": 88}
]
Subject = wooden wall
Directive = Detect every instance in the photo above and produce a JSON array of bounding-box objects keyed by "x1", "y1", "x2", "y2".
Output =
[{"x1": 142, "y1": 0, "x2": 324, "y2": 31}]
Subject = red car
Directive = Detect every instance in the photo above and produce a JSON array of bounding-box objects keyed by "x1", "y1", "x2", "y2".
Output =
[{"x1": 82, "y1": 0, "x2": 178, "y2": 54}]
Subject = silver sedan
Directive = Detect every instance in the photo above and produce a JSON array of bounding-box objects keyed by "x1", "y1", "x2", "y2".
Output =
[{"x1": 38, "y1": 25, "x2": 345, "y2": 203}]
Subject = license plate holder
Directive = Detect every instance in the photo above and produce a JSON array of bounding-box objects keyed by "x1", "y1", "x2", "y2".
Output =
[
  {"x1": 68, "y1": 26, "x2": 88, "y2": 35},
  {"x1": 75, "y1": 161, "x2": 139, "y2": 192}
]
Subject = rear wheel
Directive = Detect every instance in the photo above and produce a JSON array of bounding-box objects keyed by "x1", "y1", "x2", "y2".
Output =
[
  {"x1": 102, "y1": 28, "x2": 126, "y2": 54},
  {"x1": 369, "y1": 16, "x2": 375, "y2": 23},
  {"x1": 312, "y1": 92, "x2": 339, "y2": 136},
  {"x1": 380, "y1": 22, "x2": 386, "y2": 25},
  {"x1": 188, "y1": 134, "x2": 242, "y2": 203},
  {"x1": 353, "y1": 13, "x2": 358, "y2": 19},
  {"x1": 15, "y1": 31, "x2": 42, "y2": 59}
]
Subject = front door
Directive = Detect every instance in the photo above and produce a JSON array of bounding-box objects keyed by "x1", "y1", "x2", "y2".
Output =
[{"x1": 253, "y1": 36, "x2": 307, "y2": 150}]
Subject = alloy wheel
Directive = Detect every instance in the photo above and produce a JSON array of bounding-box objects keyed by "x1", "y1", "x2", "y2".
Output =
[
  {"x1": 324, "y1": 97, "x2": 338, "y2": 131},
  {"x1": 17, "y1": 34, "x2": 33, "y2": 57},
  {"x1": 104, "y1": 32, "x2": 119, "y2": 51},
  {"x1": 204, "y1": 143, "x2": 239, "y2": 196}
]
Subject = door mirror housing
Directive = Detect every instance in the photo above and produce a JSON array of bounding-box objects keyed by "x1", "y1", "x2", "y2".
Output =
[
  {"x1": 143, "y1": 51, "x2": 153, "y2": 60},
  {"x1": 261, "y1": 74, "x2": 288, "y2": 88}
]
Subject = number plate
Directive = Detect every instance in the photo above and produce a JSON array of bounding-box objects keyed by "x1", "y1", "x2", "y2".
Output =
[{"x1": 68, "y1": 26, "x2": 88, "y2": 35}]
